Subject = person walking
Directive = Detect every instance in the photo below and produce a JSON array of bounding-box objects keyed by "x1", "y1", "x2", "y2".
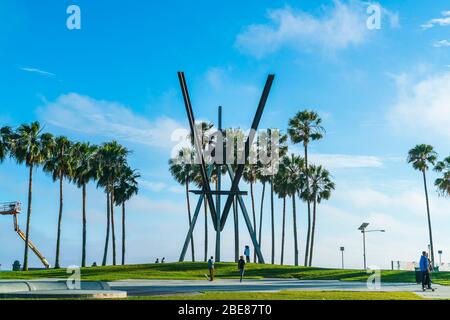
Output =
[
  {"x1": 238, "y1": 255, "x2": 246, "y2": 283},
  {"x1": 244, "y1": 245, "x2": 250, "y2": 263},
  {"x1": 419, "y1": 251, "x2": 434, "y2": 291},
  {"x1": 207, "y1": 256, "x2": 215, "y2": 281}
]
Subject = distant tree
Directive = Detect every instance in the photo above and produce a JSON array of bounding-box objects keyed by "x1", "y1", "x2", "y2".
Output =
[
  {"x1": 288, "y1": 110, "x2": 325, "y2": 266},
  {"x1": 96, "y1": 141, "x2": 129, "y2": 266},
  {"x1": 264, "y1": 130, "x2": 288, "y2": 264},
  {"x1": 114, "y1": 165, "x2": 139, "y2": 265},
  {"x1": 189, "y1": 122, "x2": 214, "y2": 262},
  {"x1": 434, "y1": 156, "x2": 450, "y2": 197},
  {"x1": 0, "y1": 126, "x2": 12, "y2": 162},
  {"x1": 9, "y1": 122, "x2": 54, "y2": 271},
  {"x1": 407, "y1": 144, "x2": 438, "y2": 266},
  {"x1": 71, "y1": 142, "x2": 99, "y2": 267},
  {"x1": 302, "y1": 165, "x2": 335, "y2": 266},
  {"x1": 43, "y1": 136, "x2": 73, "y2": 269},
  {"x1": 273, "y1": 160, "x2": 289, "y2": 265},
  {"x1": 276, "y1": 154, "x2": 304, "y2": 266},
  {"x1": 243, "y1": 163, "x2": 258, "y2": 263},
  {"x1": 169, "y1": 148, "x2": 196, "y2": 262}
]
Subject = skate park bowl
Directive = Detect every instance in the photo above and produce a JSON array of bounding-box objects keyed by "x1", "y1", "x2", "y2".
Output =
[{"x1": 0, "y1": 280, "x2": 127, "y2": 299}]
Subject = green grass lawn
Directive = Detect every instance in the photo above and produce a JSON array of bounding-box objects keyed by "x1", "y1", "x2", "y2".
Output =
[
  {"x1": 129, "y1": 290, "x2": 423, "y2": 300},
  {"x1": 1, "y1": 262, "x2": 449, "y2": 285}
]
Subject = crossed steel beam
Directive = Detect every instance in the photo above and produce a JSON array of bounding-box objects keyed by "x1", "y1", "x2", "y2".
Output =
[{"x1": 177, "y1": 72, "x2": 274, "y2": 263}]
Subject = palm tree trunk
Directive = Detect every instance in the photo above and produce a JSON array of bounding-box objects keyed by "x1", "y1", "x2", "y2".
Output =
[
  {"x1": 422, "y1": 170, "x2": 435, "y2": 266},
  {"x1": 121, "y1": 202, "x2": 125, "y2": 265},
  {"x1": 54, "y1": 173, "x2": 64, "y2": 269},
  {"x1": 258, "y1": 182, "x2": 266, "y2": 263},
  {"x1": 185, "y1": 178, "x2": 195, "y2": 262},
  {"x1": 23, "y1": 165, "x2": 33, "y2": 271},
  {"x1": 233, "y1": 196, "x2": 239, "y2": 262},
  {"x1": 308, "y1": 197, "x2": 317, "y2": 266},
  {"x1": 292, "y1": 195, "x2": 299, "y2": 266},
  {"x1": 270, "y1": 178, "x2": 275, "y2": 264},
  {"x1": 250, "y1": 182, "x2": 257, "y2": 263},
  {"x1": 81, "y1": 183, "x2": 87, "y2": 268},
  {"x1": 111, "y1": 191, "x2": 116, "y2": 265},
  {"x1": 102, "y1": 190, "x2": 110, "y2": 266},
  {"x1": 280, "y1": 196, "x2": 286, "y2": 265},
  {"x1": 304, "y1": 144, "x2": 311, "y2": 267},
  {"x1": 204, "y1": 197, "x2": 208, "y2": 262}
]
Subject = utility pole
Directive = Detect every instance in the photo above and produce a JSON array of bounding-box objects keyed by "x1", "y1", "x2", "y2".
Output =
[{"x1": 358, "y1": 223, "x2": 385, "y2": 269}]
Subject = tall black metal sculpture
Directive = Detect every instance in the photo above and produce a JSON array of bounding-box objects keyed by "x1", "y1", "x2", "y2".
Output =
[{"x1": 177, "y1": 72, "x2": 275, "y2": 263}]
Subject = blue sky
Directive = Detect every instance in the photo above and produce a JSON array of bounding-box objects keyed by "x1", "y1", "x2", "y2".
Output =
[{"x1": 0, "y1": 0, "x2": 449, "y2": 270}]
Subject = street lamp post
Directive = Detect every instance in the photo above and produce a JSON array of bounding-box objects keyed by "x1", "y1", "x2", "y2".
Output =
[
  {"x1": 340, "y1": 247, "x2": 345, "y2": 269},
  {"x1": 358, "y1": 223, "x2": 385, "y2": 270}
]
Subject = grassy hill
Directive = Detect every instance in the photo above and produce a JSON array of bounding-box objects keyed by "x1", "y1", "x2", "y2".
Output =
[{"x1": 1, "y1": 262, "x2": 449, "y2": 285}]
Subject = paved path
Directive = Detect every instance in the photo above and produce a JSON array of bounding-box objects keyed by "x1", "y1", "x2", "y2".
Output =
[{"x1": 108, "y1": 279, "x2": 450, "y2": 299}]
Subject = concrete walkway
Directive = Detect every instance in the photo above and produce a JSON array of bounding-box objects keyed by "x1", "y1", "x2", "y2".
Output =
[
  {"x1": 1, "y1": 278, "x2": 448, "y2": 299},
  {"x1": 108, "y1": 279, "x2": 450, "y2": 299},
  {"x1": 0, "y1": 279, "x2": 127, "y2": 299}
]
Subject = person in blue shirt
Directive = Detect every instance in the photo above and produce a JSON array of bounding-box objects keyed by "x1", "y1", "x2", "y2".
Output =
[
  {"x1": 244, "y1": 245, "x2": 250, "y2": 263},
  {"x1": 419, "y1": 251, "x2": 433, "y2": 291}
]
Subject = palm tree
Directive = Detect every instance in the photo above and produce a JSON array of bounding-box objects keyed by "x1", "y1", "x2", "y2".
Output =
[
  {"x1": 43, "y1": 136, "x2": 73, "y2": 269},
  {"x1": 71, "y1": 142, "x2": 98, "y2": 267},
  {"x1": 434, "y1": 157, "x2": 450, "y2": 197},
  {"x1": 288, "y1": 110, "x2": 324, "y2": 266},
  {"x1": 243, "y1": 164, "x2": 258, "y2": 262},
  {"x1": 303, "y1": 165, "x2": 335, "y2": 266},
  {"x1": 256, "y1": 166, "x2": 269, "y2": 263},
  {"x1": 407, "y1": 144, "x2": 438, "y2": 266},
  {"x1": 273, "y1": 160, "x2": 289, "y2": 265},
  {"x1": 114, "y1": 165, "x2": 139, "y2": 265},
  {"x1": 0, "y1": 126, "x2": 12, "y2": 162},
  {"x1": 96, "y1": 141, "x2": 129, "y2": 266},
  {"x1": 192, "y1": 164, "x2": 211, "y2": 262},
  {"x1": 265, "y1": 130, "x2": 288, "y2": 264},
  {"x1": 9, "y1": 122, "x2": 54, "y2": 271},
  {"x1": 226, "y1": 128, "x2": 246, "y2": 262},
  {"x1": 277, "y1": 154, "x2": 304, "y2": 266},
  {"x1": 169, "y1": 148, "x2": 196, "y2": 262},
  {"x1": 189, "y1": 121, "x2": 214, "y2": 262}
]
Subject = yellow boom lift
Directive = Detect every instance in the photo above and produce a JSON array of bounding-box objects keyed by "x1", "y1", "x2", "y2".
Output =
[{"x1": 0, "y1": 201, "x2": 50, "y2": 268}]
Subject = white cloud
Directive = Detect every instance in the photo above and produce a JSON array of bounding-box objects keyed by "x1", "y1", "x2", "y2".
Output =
[
  {"x1": 287, "y1": 144, "x2": 385, "y2": 169},
  {"x1": 333, "y1": 184, "x2": 448, "y2": 218},
  {"x1": 309, "y1": 153, "x2": 384, "y2": 169},
  {"x1": 388, "y1": 71, "x2": 450, "y2": 139},
  {"x1": 421, "y1": 11, "x2": 450, "y2": 29},
  {"x1": 139, "y1": 180, "x2": 167, "y2": 192},
  {"x1": 235, "y1": 1, "x2": 396, "y2": 57},
  {"x1": 127, "y1": 195, "x2": 185, "y2": 215},
  {"x1": 433, "y1": 39, "x2": 450, "y2": 47},
  {"x1": 139, "y1": 179, "x2": 183, "y2": 194},
  {"x1": 37, "y1": 93, "x2": 184, "y2": 149},
  {"x1": 20, "y1": 67, "x2": 55, "y2": 77}
]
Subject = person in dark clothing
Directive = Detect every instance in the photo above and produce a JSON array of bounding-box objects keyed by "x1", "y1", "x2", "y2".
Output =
[
  {"x1": 238, "y1": 256, "x2": 246, "y2": 283},
  {"x1": 419, "y1": 251, "x2": 434, "y2": 291},
  {"x1": 207, "y1": 256, "x2": 215, "y2": 281}
]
